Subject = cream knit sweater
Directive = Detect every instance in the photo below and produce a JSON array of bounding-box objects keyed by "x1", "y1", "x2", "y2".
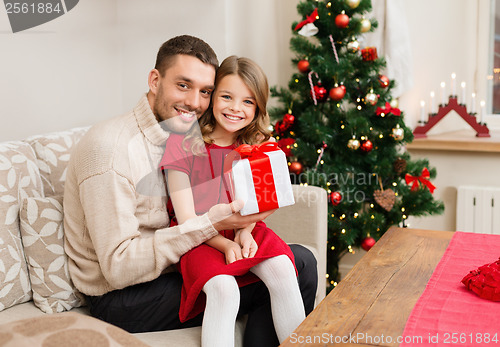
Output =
[{"x1": 63, "y1": 94, "x2": 218, "y2": 296}]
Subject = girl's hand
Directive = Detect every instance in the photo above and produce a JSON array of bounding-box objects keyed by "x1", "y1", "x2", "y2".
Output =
[
  {"x1": 235, "y1": 223, "x2": 258, "y2": 259},
  {"x1": 223, "y1": 239, "x2": 244, "y2": 264}
]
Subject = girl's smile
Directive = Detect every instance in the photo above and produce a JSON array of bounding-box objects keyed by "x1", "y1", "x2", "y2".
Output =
[{"x1": 211, "y1": 74, "x2": 256, "y2": 145}]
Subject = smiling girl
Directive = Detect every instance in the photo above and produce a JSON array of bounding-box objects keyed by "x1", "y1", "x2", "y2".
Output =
[{"x1": 160, "y1": 55, "x2": 305, "y2": 347}]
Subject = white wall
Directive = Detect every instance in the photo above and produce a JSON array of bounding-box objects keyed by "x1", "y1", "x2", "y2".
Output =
[
  {"x1": 1, "y1": 0, "x2": 494, "y2": 140},
  {"x1": 0, "y1": 0, "x2": 301, "y2": 141}
]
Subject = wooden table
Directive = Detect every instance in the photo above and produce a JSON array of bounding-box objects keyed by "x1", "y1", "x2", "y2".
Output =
[{"x1": 280, "y1": 227, "x2": 454, "y2": 347}]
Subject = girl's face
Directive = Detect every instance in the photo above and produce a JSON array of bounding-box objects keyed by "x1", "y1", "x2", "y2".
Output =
[{"x1": 211, "y1": 74, "x2": 257, "y2": 142}]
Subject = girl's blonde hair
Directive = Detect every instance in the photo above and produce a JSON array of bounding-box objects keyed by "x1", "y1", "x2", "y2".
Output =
[{"x1": 187, "y1": 55, "x2": 271, "y2": 154}]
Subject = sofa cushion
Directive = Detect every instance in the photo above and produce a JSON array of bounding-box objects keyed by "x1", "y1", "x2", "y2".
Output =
[
  {"x1": 0, "y1": 311, "x2": 149, "y2": 347},
  {"x1": 0, "y1": 141, "x2": 43, "y2": 311},
  {"x1": 19, "y1": 196, "x2": 84, "y2": 313},
  {"x1": 26, "y1": 127, "x2": 89, "y2": 197}
]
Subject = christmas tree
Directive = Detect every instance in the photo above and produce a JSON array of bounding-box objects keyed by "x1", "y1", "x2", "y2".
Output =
[{"x1": 270, "y1": 0, "x2": 444, "y2": 288}]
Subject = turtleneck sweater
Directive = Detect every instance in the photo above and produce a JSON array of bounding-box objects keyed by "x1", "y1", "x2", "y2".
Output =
[{"x1": 63, "y1": 94, "x2": 218, "y2": 296}]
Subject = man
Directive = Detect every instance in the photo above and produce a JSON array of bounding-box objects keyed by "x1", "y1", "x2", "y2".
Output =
[{"x1": 63, "y1": 35, "x2": 317, "y2": 346}]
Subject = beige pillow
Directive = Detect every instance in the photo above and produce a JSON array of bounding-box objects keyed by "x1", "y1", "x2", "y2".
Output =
[
  {"x1": 0, "y1": 141, "x2": 42, "y2": 311},
  {"x1": 19, "y1": 196, "x2": 84, "y2": 313},
  {"x1": 0, "y1": 311, "x2": 149, "y2": 347},
  {"x1": 26, "y1": 127, "x2": 89, "y2": 197}
]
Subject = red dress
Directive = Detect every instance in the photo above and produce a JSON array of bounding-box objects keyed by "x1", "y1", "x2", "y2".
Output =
[{"x1": 160, "y1": 133, "x2": 296, "y2": 322}]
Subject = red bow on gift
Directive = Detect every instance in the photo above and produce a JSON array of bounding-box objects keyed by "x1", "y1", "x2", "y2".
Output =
[
  {"x1": 405, "y1": 168, "x2": 436, "y2": 193},
  {"x1": 235, "y1": 142, "x2": 279, "y2": 158},
  {"x1": 294, "y1": 8, "x2": 319, "y2": 31},
  {"x1": 376, "y1": 102, "x2": 401, "y2": 116},
  {"x1": 223, "y1": 142, "x2": 279, "y2": 174}
]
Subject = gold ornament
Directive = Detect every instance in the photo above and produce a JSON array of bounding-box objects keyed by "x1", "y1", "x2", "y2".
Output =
[
  {"x1": 390, "y1": 98, "x2": 399, "y2": 109},
  {"x1": 347, "y1": 137, "x2": 360, "y2": 150},
  {"x1": 360, "y1": 18, "x2": 371, "y2": 33},
  {"x1": 346, "y1": 0, "x2": 361, "y2": 9},
  {"x1": 392, "y1": 124, "x2": 404, "y2": 140},
  {"x1": 365, "y1": 90, "x2": 379, "y2": 105}
]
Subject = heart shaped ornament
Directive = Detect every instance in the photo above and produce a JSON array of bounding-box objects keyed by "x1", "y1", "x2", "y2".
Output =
[{"x1": 373, "y1": 189, "x2": 395, "y2": 211}]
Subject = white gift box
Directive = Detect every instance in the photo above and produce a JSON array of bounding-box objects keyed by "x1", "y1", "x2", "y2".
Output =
[{"x1": 230, "y1": 149, "x2": 295, "y2": 216}]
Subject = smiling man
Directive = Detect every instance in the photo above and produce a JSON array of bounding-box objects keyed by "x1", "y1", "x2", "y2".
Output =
[{"x1": 63, "y1": 35, "x2": 318, "y2": 347}]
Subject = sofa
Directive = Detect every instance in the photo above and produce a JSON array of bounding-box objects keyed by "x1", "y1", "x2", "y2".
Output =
[{"x1": 0, "y1": 126, "x2": 328, "y2": 346}]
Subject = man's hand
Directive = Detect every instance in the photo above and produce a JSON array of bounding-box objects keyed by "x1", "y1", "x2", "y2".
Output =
[
  {"x1": 208, "y1": 200, "x2": 276, "y2": 232},
  {"x1": 234, "y1": 224, "x2": 258, "y2": 259}
]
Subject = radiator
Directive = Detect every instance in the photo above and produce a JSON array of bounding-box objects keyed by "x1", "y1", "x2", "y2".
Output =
[{"x1": 456, "y1": 186, "x2": 500, "y2": 234}]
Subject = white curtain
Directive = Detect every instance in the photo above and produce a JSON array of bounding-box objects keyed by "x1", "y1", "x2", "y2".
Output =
[{"x1": 363, "y1": 0, "x2": 414, "y2": 98}]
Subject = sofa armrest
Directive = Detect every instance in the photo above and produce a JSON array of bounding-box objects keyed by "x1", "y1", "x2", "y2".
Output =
[{"x1": 264, "y1": 184, "x2": 327, "y2": 304}]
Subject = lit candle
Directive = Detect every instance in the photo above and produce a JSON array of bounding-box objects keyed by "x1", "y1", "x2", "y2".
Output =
[
  {"x1": 471, "y1": 93, "x2": 476, "y2": 114},
  {"x1": 420, "y1": 100, "x2": 426, "y2": 123},
  {"x1": 480, "y1": 100, "x2": 486, "y2": 124},
  {"x1": 430, "y1": 91, "x2": 436, "y2": 114},
  {"x1": 440, "y1": 82, "x2": 446, "y2": 105},
  {"x1": 460, "y1": 82, "x2": 466, "y2": 105},
  {"x1": 451, "y1": 73, "x2": 456, "y2": 96}
]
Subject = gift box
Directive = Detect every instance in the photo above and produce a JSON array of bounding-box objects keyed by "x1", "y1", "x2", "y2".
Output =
[
  {"x1": 227, "y1": 142, "x2": 295, "y2": 216},
  {"x1": 361, "y1": 46, "x2": 378, "y2": 61}
]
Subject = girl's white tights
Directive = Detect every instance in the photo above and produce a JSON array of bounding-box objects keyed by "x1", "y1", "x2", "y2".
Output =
[
  {"x1": 250, "y1": 255, "x2": 306, "y2": 343},
  {"x1": 201, "y1": 255, "x2": 306, "y2": 346},
  {"x1": 202, "y1": 275, "x2": 240, "y2": 347}
]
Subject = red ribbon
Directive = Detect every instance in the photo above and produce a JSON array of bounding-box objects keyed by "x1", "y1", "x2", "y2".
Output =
[
  {"x1": 405, "y1": 168, "x2": 436, "y2": 193},
  {"x1": 294, "y1": 8, "x2": 319, "y2": 31},
  {"x1": 376, "y1": 102, "x2": 401, "y2": 116},
  {"x1": 234, "y1": 142, "x2": 279, "y2": 159},
  {"x1": 228, "y1": 142, "x2": 281, "y2": 213}
]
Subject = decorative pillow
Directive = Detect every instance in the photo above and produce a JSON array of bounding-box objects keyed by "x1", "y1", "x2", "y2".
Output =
[
  {"x1": 0, "y1": 141, "x2": 42, "y2": 311},
  {"x1": 462, "y1": 257, "x2": 500, "y2": 301},
  {"x1": 26, "y1": 127, "x2": 89, "y2": 197},
  {"x1": 0, "y1": 312, "x2": 149, "y2": 347},
  {"x1": 19, "y1": 196, "x2": 84, "y2": 313}
]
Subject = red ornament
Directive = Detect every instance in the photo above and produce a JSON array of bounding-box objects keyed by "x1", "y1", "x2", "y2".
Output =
[
  {"x1": 329, "y1": 85, "x2": 346, "y2": 101},
  {"x1": 378, "y1": 75, "x2": 390, "y2": 88},
  {"x1": 335, "y1": 12, "x2": 349, "y2": 28},
  {"x1": 297, "y1": 60, "x2": 310, "y2": 73},
  {"x1": 283, "y1": 113, "x2": 295, "y2": 126},
  {"x1": 361, "y1": 47, "x2": 378, "y2": 61},
  {"x1": 288, "y1": 161, "x2": 303, "y2": 175},
  {"x1": 311, "y1": 84, "x2": 328, "y2": 103},
  {"x1": 274, "y1": 120, "x2": 287, "y2": 135},
  {"x1": 361, "y1": 237, "x2": 376, "y2": 251},
  {"x1": 329, "y1": 191, "x2": 342, "y2": 206},
  {"x1": 277, "y1": 138, "x2": 295, "y2": 157},
  {"x1": 360, "y1": 140, "x2": 373, "y2": 152}
]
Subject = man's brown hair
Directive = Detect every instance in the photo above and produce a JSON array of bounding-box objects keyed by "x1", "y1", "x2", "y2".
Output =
[{"x1": 154, "y1": 35, "x2": 219, "y2": 76}]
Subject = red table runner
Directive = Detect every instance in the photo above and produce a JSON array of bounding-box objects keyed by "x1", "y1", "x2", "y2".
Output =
[{"x1": 401, "y1": 231, "x2": 500, "y2": 346}]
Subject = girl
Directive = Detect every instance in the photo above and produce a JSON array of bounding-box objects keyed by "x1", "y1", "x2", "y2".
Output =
[{"x1": 160, "y1": 56, "x2": 305, "y2": 346}]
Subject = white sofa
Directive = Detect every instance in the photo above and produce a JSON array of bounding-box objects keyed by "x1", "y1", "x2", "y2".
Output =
[{"x1": 0, "y1": 127, "x2": 327, "y2": 346}]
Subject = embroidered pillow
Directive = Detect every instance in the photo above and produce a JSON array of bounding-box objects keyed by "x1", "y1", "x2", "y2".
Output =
[
  {"x1": 19, "y1": 196, "x2": 84, "y2": 313},
  {"x1": 0, "y1": 141, "x2": 41, "y2": 311},
  {"x1": 26, "y1": 127, "x2": 89, "y2": 197}
]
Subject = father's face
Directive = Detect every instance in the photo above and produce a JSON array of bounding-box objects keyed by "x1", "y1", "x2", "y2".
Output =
[{"x1": 153, "y1": 54, "x2": 216, "y2": 134}]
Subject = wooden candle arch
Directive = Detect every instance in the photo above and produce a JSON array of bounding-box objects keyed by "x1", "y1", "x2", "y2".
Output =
[{"x1": 413, "y1": 96, "x2": 490, "y2": 138}]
